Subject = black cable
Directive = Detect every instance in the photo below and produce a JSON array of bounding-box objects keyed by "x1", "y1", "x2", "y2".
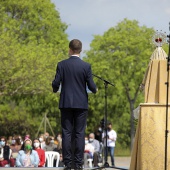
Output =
[
  {"x1": 165, "y1": 22, "x2": 170, "y2": 170},
  {"x1": 91, "y1": 165, "x2": 128, "y2": 170}
]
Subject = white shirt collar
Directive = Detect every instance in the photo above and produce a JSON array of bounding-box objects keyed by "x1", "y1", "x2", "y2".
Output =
[{"x1": 71, "y1": 55, "x2": 79, "y2": 57}]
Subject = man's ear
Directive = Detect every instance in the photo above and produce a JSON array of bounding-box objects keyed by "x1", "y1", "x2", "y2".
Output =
[{"x1": 69, "y1": 48, "x2": 73, "y2": 55}]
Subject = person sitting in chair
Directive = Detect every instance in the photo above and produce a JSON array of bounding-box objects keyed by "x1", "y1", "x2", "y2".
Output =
[
  {"x1": 84, "y1": 136, "x2": 94, "y2": 168},
  {"x1": 88, "y1": 133, "x2": 100, "y2": 167},
  {"x1": 33, "y1": 138, "x2": 45, "y2": 167},
  {"x1": 15, "y1": 138, "x2": 39, "y2": 167}
]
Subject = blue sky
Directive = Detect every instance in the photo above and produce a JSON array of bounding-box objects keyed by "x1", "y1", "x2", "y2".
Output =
[{"x1": 51, "y1": 0, "x2": 170, "y2": 53}]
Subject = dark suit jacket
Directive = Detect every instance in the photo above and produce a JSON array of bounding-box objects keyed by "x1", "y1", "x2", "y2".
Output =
[{"x1": 52, "y1": 56, "x2": 97, "y2": 109}]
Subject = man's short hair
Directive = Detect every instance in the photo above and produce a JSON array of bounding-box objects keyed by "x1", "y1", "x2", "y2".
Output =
[{"x1": 69, "y1": 39, "x2": 82, "y2": 54}]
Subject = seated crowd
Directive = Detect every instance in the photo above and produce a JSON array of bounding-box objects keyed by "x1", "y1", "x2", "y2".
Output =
[
  {"x1": 0, "y1": 132, "x2": 63, "y2": 167},
  {"x1": 0, "y1": 131, "x2": 102, "y2": 168}
]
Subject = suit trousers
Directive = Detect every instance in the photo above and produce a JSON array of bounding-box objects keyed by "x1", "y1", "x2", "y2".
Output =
[{"x1": 61, "y1": 108, "x2": 87, "y2": 167}]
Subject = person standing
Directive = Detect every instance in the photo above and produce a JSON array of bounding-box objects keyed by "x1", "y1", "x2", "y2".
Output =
[
  {"x1": 52, "y1": 39, "x2": 97, "y2": 170},
  {"x1": 103, "y1": 122, "x2": 117, "y2": 166}
]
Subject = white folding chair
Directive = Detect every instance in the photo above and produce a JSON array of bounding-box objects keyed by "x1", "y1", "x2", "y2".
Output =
[
  {"x1": 87, "y1": 158, "x2": 93, "y2": 168},
  {"x1": 45, "y1": 151, "x2": 60, "y2": 167},
  {"x1": 9, "y1": 149, "x2": 12, "y2": 159}
]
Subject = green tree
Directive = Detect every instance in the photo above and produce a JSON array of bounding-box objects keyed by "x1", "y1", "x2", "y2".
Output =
[
  {"x1": 85, "y1": 19, "x2": 156, "y2": 149},
  {"x1": 0, "y1": 0, "x2": 68, "y2": 137},
  {"x1": 0, "y1": 0, "x2": 68, "y2": 96}
]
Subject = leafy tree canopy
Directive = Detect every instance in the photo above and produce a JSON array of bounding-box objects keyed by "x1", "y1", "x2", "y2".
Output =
[
  {"x1": 0, "y1": 0, "x2": 68, "y2": 137},
  {"x1": 84, "y1": 19, "x2": 160, "y2": 148},
  {"x1": 0, "y1": 0, "x2": 68, "y2": 96}
]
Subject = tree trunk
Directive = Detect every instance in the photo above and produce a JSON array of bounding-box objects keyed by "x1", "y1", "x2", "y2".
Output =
[
  {"x1": 130, "y1": 100, "x2": 135, "y2": 151},
  {"x1": 124, "y1": 83, "x2": 140, "y2": 151}
]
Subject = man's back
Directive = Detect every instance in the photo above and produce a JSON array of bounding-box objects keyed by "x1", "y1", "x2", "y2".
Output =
[{"x1": 53, "y1": 56, "x2": 96, "y2": 109}]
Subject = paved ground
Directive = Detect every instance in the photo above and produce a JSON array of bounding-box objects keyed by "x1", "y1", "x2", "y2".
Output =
[
  {"x1": 1, "y1": 157, "x2": 131, "y2": 170},
  {"x1": 114, "y1": 157, "x2": 131, "y2": 168},
  {"x1": 100, "y1": 156, "x2": 131, "y2": 169}
]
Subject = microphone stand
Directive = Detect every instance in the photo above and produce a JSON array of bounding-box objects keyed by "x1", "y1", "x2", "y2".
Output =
[
  {"x1": 165, "y1": 22, "x2": 170, "y2": 170},
  {"x1": 91, "y1": 74, "x2": 128, "y2": 170},
  {"x1": 92, "y1": 73, "x2": 114, "y2": 166}
]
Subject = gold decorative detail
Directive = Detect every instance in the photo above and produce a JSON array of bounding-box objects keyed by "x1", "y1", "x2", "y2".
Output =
[{"x1": 152, "y1": 31, "x2": 167, "y2": 47}]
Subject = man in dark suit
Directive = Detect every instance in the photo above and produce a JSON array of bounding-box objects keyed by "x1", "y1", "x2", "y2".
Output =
[{"x1": 52, "y1": 39, "x2": 97, "y2": 170}]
